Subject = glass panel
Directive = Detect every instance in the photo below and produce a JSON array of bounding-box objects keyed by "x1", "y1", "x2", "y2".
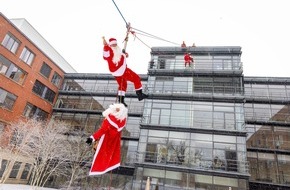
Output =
[
  {"x1": 40, "y1": 62, "x2": 52, "y2": 78},
  {"x1": 0, "y1": 88, "x2": 17, "y2": 110},
  {"x1": 213, "y1": 176, "x2": 238, "y2": 186},
  {"x1": 20, "y1": 163, "x2": 31, "y2": 179},
  {"x1": 0, "y1": 159, "x2": 8, "y2": 177},
  {"x1": 1, "y1": 33, "x2": 20, "y2": 54},
  {"x1": 9, "y1": 161, "x2": 22, "y2": 178},
  {"x1": 51, "y1": 72, "x2": 62, "y2": 87}
]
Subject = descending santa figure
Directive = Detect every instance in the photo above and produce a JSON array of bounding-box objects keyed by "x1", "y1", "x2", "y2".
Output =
[
  {"x1": 102, "y1": 37, "x2": 148, "y2": 107},
  {"x1": 184, "y1": 52, "x2": 194, "y2": 67},
  {"x1": 86, "y1": 103, "x2": 128, "y2": 175}
]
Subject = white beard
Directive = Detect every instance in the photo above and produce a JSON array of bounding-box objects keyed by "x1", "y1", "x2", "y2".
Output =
[
  {"x1": 102, "y1": 103, "x2": 128, "y2": 121},
  {"x1": 112, "y1": 46, "x2": 122, "y2": 64}
]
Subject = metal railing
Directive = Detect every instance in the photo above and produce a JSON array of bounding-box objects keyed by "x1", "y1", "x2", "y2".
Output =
[{"x1": 134, "y1": 150, "x2": 249, "y2": 174}]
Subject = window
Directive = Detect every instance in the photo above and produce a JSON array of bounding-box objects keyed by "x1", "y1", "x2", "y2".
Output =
[
  {"x1": 9, "y1": 161, "x2": 22, "y2": 178},
  {"x1": 158, "y1": 59, "x2": 166, "y2": 69},
  {"x1": 32, "y1": 80, "x2": 45, "y2": 96},
  {"x1": 0, "y1": 54, "x2": 9, "y2": 74},
  {"x1": 20, "y1": 163, "x2": 32, "y2": 179},
  {"x1": 0, "y1": 159, "x2": 8, "y2": 177},
  {"x1": 8, "y1": 66, "x2": 26, "y2": 84},
  {"x1": 10, "y1": 130, "x2": 24, "y2": 146},
  {"x1": 51, "y1": 72, "x2": 62, "y2": 87},
  {"x1": 45, "y1": 88, "x2": 56, "y2": 103},
  {"x1": 32, "y1": 80, "x2": 56, "y2": 103},
  {"x1": 0, "y1": 122, "x2": 4, "y2": 134},
  {"x1": 149, "y1": 60, "x2": 154, "y2": 69},
  {"x1": 193, "y1": 77, "x2": 242, "y2": 94},
  {"x1": 156, "y1": 55, "x2": 176, "y2": 69},
  {"x1": 40, "y1": 62, "x2": 52, "y2": 78},
  {"x1": 23, "y1": 102, "x2": 48, "y2": 120},
  {"x1": 225, "y1": 151, "x2": 237, "y2": 171},
  {"x1": 0, "y1": 54, "x2": 27, "y2": 84},
  {"x1": 145, "y1": 144, "x2": 157, "y2": 163},
  {"x1": 154, "y1": 76, "x2": 174, "y2": 93},
  {"x1": 0, "y1": 88, "x2": 17, "y2": 110},
  {"x1": 19, "y1": 47, "x2": 35, "y2": 65},
  {"x1": 1, "y1": 33, "x2": 20, "y2": 54}
]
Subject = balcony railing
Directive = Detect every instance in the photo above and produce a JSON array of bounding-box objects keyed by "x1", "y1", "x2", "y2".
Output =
[
  {"x1": 134, "y1": 150, "x2": 249, "y2": 174},
  {"x1": 148, "y1": 57, "x2": 243, "y2": 72}
]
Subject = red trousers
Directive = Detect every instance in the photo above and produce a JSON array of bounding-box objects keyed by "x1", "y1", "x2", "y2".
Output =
[
  {"x1": 115, "y1": 67, "x2": 142, "y2": 95},
  {"x1": 185, "y1": 61, "x2": 192, "y2": 66}
]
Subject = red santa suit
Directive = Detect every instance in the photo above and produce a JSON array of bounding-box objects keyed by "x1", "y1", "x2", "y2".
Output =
[
  {"x1": 184, "y1": 53, "x2": 194, "y2": 67},
  {"x1": 103, "y1": 38, "x2": 148, "y2": 106},
  {"x1": 103, "y1": 38, "x2": 142, "y2": 94},
  {"x1": 89, "y1": 103, "x2": 128, "y2": 175}
]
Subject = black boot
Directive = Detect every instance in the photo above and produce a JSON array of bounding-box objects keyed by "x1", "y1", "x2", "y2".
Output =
[
  {"x1": 136, "y1": 89, "x2": 149, "y2": 101},
  {"x1": 118, "y1": 96, "x2": 127, "y2": 107}
]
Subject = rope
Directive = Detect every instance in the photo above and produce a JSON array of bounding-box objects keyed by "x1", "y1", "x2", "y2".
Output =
[
  {"x1": 110, "y1": 0, "x2": 182, "y2": 104},
  {"x1": 111, "y1": 0, "x2": 180, "y2": 47},
  {"x1": 110, "y1": 0, "x2": 131, "y2": 105},
  {"x1": 111, "y1": 0, "x2": 128, "y2": 27},
  {"x1": 131, "y1": 27, "x2": 180, "y2": 46},
  {"x1": 122, "y1": 23, "x2": 131, "y2": 52},
  {"x1": 130, "y1": 31, "x2": 151, "y2": 50}
]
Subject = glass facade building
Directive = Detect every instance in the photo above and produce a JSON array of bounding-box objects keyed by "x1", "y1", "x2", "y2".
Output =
[
  {"x1": 133, "y1": 47, "x2": 248, "y2": 190},
  {"x1": 52, "y1": 46, "x2": 290, "y2": 190},
  {"x1": 244, "y1": 77, "x2": 290, "y2": 189}
]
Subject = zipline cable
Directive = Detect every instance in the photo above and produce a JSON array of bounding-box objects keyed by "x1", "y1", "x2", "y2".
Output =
[
  {"x1": 131, "y1": 31, "x2": 152, "y2": 50},
  {"x1": 111, "y1": 0, "x2": 181, "y2": 51},
  {"x1": 111, "y1": 0, "x2": 128, "y2": 27},
  {"x1": 131, "y1": 27, "x2": 180, "y2": 46},
  {"x1": 111, "y1": 0, "x2": 180, "y2": 46}
]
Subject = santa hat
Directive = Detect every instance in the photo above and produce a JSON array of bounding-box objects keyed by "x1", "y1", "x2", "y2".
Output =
[
  {"x1": 102, "y1": 103, "x2": 128, "y2": 121},
  {"x1": 109, "y1": 38, "x2": 117, "y2": 46}
]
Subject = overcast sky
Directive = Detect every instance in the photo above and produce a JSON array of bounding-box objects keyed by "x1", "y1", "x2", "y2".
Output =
[{"x1": 1, "y1": 0, "x2": 289, "y2": 77}]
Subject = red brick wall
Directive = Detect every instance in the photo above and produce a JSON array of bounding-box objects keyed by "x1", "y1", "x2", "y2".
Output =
[{"x1": 0, "y1": 13, "x2": 65, "y2": 124}]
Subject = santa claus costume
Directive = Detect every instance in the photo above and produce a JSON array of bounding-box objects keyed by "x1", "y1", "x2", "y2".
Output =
[
  {"x1": 184, "y1": 53, "x2": 194, "y2": 67},
  {"x1": 87, "y1": 103, "x2": 128, "y2": 175},
  {"x1": 103, "y1": 37, "x2": 148, "y2": 106}
]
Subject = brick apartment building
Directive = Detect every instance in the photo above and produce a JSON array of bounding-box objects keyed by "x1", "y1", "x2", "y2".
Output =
[
  {"x1": 0, "y1": 12, "x2": 76, "y2": 184},
  {"x1": 0, "y1": 12, "x2": 76, "y2": 125}
]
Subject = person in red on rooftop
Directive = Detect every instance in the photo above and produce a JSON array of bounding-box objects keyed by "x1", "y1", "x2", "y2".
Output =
[
  {"x1": 184, "y1": 52, "x2": 194, "y2": 67},
  {"x1": 181, "y1": 41, "x2": 186, "y2": 48}
]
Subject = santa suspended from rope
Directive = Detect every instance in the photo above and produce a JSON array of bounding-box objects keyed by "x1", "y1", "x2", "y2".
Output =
[
  {"x1": 184, "y1": 52, "x2": 194, "y2": 67},
  {"x1": 102, "y1": 36, "x2": 148, "y2": 107},
  {"x1": 86, "y1": 103, "x2": 128, "y2": 175}
]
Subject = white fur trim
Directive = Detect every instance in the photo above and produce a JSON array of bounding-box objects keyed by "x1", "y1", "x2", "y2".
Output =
[
  {"x1": 89, "y1": 134, "x2": 105, "y2": 173},
  {"x1": 90, "y1": 135, "x2": 95, "y2": 141},
  {"x1": 89, "y1": 163, "x2": 120, "y2": 175},
  {"x1": 109, "y1": 40, "x2": 117, "y2": 46},
  {"x1": 111, "y1": 56, "x2": 126, "y2": 76},
  {"x1": 88, "y1": 134, "x2": 121, "y2": 176},
  {"x1": 135, "y1": 87, "x2": 142, "y2": 90},
  {"x1": 107, "y1": 116, "x2": 126, "y2": 131},
  {"x1": 117, "y1": 126, "x2": 125, "y2": 132},
  {"x1": 102, "y1": 103, "x2": 128, "y2": 121},
  {"x1": 118, "y1": 91, "x2": 125, "y2": 96},
  {"x1": 103, "y1": 50, "x2": 110, "y2": 58},
  {"x1": 107, "y1": 116, "x2": 119, "y2": 129},
  {"x1": 107, "y1": 117, "x2": 125, "y2": 132}
]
